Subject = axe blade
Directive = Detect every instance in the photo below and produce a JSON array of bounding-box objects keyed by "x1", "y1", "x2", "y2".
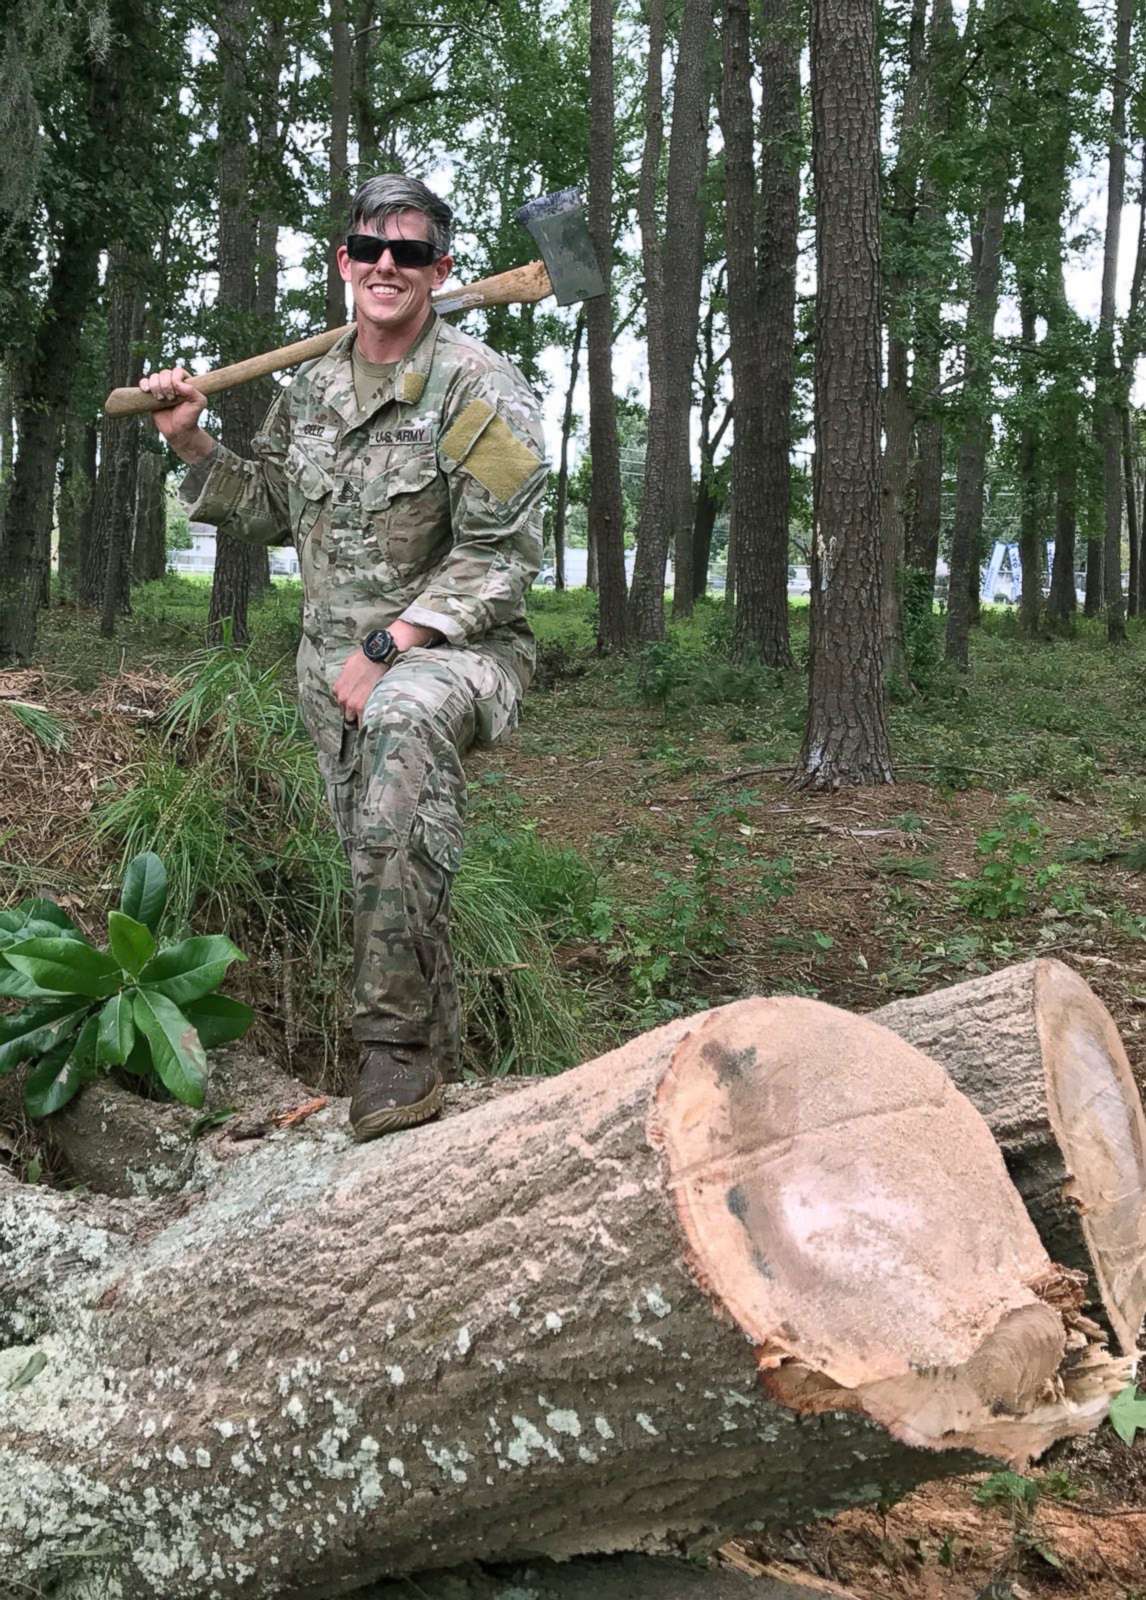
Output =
[{"x1": 514, "y1": 187, "x2": 607, "y2": 307}]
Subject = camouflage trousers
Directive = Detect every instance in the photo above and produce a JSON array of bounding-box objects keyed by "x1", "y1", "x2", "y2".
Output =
[{"x1": 317, "y1": 645, "x2": 522, "y2": 1079}]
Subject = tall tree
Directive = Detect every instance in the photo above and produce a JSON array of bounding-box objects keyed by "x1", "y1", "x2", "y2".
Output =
[
  {"x1": 1096, "y1": 0, "x2": 1132, "y2": 642},
  {"x1": 587, "y1": 0, "x2": 628, "y2": 651},
  {"x1": 880, "y1": 0, "x2": 928, "y2": 677},
  {"x1": 721, "y1": 0, "x2": 791, "y2": 666},
  {"x1": 326, "y1": 0, "x2": 352, "y2": 331},
  {"x1": 207, "y1": 0, "x2": 265, "y2": 645},
  {"x1": 944, "y1": 54, "x2": 1009, "y2": 671},
  {"x1": 0, "y1": 3, "x2": 137, "y2": 662},
  {"x1": 749, "y1": 0, "x2": 802, "y2": 666},
  {"x1": 797, "y1": 0, "x2": 893, "y2": 786},
  {"x1": 628, "y1": 0, "x2": 714, "y2": 638},
  {"x1": 552, "y1": 309, "x2": 585, "y2": 592}
]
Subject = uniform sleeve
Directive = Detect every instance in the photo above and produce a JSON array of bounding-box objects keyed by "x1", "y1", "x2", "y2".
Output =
[
  {"x1": 178, "y1": 390, "x2": 293, "y2": 546},
  {"x1": 398, "y1": 367, "x2": 548, "y2": 645}
]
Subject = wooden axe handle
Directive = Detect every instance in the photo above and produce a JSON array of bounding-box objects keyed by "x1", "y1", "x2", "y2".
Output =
[{"x1": 104, "y1": 259, "x2": 554, "y2": 417}]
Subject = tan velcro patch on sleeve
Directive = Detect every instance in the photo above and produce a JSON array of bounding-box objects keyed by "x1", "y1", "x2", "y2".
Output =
[
  {"x1": 441, "y1": 398, "x2": 494, "y2": 463},
  {"x1": 399, "y1": 371, "x2": 427, "y2": 404},
  {"x1": 464, "y1": 412, "x2": 543, "y2": 504}
]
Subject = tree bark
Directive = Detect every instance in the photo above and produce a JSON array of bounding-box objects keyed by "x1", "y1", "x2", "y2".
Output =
[
  {"x1": 353, "y1": 0, "x2": 379, "y2": 173},
  {"x1": 1017, "y1": 286, "x2": 1041, "y2": 635},
  {"x1": 873, "y1": 959, "x2": 1146, "y2": 1357},
  {"x1": 1, "y1": 996, "x2": 1133, "y2": 1598},
  {"x1": 797, "y1": 0, "x2": 893, "y2": 786},
  {"x1": 325, "y1": 0, "x2": 353, "y2": 332},
  {"x1": 0, "y1": 212, "x2": 103, "y2": 659},
  {"x1": 588, "y1": 0, "x2": 628, "y2": 650},
  {"x1": 553, "y1": 310, "x2": 585, "y2": 591},
  {"x1": 904, "y1": 0, "x2": 957, "y2": 591},
  {"x1": 208, "y1": 0, "x2": 264, "y2": 646},
  {"x1": 691, "y1": 299, "x2": 730, "y2": 601},
  {"x1": 751, "y1": 0, "x2": 801, "y2": 664},
  {"x1": 1124, "y1": 409, "x2": 1138, "y2": 619},
  {"x1": 880, "y1": 0, "x2": 928, "y2": 679},
  {"x1": 57, "y1": 418, "x2": 97, "y2": 602},
  {"x1": 628, "y1": 0, "x2": 714, "y2": 638},
  {"x1": 944, "y1": 189, "x2": 1005, "y2": 669},
  {"x1": 1097, "y1": 0, "x2": 1132, "y2": 642},
  {"x1": 722, "y1": 0, "x2": 791, "y2": 665},
  {"x1": 132, "y1": 447, "x2": 168, "y2": 582}
]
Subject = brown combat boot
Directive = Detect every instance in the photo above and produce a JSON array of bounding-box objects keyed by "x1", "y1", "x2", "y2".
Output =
[{"x1": 350, "y1": 1044, "x2": 443, "y2": 1141}]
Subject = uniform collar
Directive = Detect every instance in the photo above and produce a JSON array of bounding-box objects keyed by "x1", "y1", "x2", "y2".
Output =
[{"x1": 312, "y1": 314, "x2": 441, "y2": 431}]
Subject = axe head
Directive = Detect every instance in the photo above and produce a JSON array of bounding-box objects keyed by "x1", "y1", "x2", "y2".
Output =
[{"x1": 514, "y1": 188, "x2": 607, "y2": 307}]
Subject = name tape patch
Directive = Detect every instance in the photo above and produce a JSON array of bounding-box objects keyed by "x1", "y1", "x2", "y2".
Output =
[
  {"x1": 298, "y1": 422, "x2": 339, "y2": 444},
  {"x1": 370, "y1": 425, "x2": 435, "y2": 447}
]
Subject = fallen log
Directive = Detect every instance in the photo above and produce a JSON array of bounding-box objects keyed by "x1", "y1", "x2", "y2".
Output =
[
  {"x1": 873, "y1": 958, "x2": 1146, "y2": 1355},
  {"x1": 0, "y1": 995, "x2": 1134, "y2": 1600}
]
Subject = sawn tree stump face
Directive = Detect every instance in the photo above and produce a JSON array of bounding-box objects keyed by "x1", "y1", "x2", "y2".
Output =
[
  {"x1": 0, "y1": 996, "x2": 1135, "y2": 1600},
  {"x1": 874, "y1": 958, "x2": 1146, "y2": 1354}
]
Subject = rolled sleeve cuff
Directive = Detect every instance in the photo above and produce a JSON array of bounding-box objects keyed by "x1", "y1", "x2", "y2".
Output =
[
  {"x1": 398, "y1": 601, "x2": 469, "y2": 646},
  {"x1": 178, "y1": 441, "x2": 245, "y2": 522}
]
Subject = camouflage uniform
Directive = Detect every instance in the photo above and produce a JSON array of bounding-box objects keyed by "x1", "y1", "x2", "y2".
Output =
[{"x1": 180, "y1": 314, "x2": 547, "y2": 1074}]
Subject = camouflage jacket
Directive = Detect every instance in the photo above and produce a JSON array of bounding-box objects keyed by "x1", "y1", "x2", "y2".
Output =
[{"x1": 180, "y1": 314, "x2": 547, "y2": 755}]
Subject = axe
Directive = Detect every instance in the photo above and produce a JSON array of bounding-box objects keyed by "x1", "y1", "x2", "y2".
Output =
[{"x1": 104, "y1": 187, "x2": 604, "y2": 418}]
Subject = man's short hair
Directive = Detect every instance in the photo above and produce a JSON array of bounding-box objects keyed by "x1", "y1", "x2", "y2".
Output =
[{"x1": 349, "y1": 175, "x2": 453, "y2": 257}]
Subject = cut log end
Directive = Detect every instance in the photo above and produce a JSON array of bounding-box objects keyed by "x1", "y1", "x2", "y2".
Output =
[
  {"x1": 1034, "y1": 960, "x2": 1146, "y2": 1355},
  {"x1": 651, "y1": 997, "x2": 1134, "y2": 1468}
]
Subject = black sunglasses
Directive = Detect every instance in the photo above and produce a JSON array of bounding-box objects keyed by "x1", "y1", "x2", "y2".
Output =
[{"x1": 345, "y1": 234, "x2": 442, "y2": 268}]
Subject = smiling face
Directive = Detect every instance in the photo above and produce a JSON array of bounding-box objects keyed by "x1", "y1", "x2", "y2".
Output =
[{"x1": 336, "y1": 209, "x2": 453, "y2": 363}]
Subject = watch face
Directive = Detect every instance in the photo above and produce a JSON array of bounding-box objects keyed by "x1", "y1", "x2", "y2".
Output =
[{"x1": 363, "y1": 629, "x2": 396, "y2": 664}]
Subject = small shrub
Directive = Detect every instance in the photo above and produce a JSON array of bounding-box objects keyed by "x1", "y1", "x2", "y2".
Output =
[
  {"x1": 958, "y1": 794, "x2": 1062, "y2": 919},
  {"x1": 0, "y1": 853, "x2": 250, "y2": 1117}
]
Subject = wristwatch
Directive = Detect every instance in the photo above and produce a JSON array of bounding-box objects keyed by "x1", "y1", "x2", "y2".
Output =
[{"x1": 361, "y1": 628, "x2": 399, "y2": 666}]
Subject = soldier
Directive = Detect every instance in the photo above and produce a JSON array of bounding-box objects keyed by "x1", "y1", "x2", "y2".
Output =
[{"x1": 140, "y1": 175, "x2": 547, "y2": 1139}]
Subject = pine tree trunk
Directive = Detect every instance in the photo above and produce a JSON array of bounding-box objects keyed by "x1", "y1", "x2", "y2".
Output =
[
  {"x1": 879, "y1": 0, "x2": 928, "y2": 680},
  {"x1": 553, "y1": 311, "x2": 585, "y2": 592},
  {"x1": 752, "y1": 0, "x2": 801, "y2": 664},
  {"x1": 2, "y1": 996, "x2": 1135, "y2": 1599},
  {"x1": 57, "y1": 419, "x2": 97, "y2": 602},
  {"x1": 0, "y1": 362, "x2": 14, "y2": 555},
  {"x1": 132, "y1": 448, "x2": 168, "y2": 582},
  {"x1": 588, "y1": 0, "x2": 629, "y2": 650},
  {"x1": 1124, "y1": 410, "x2": 1138, "y2": 619},
  {"x1": 1017, "y1": 288, "x2": 1041, "y2": 636},
  {"x1": 629, "y1": 0, "x2": 713, "y2": 639},
  {"x1": 1098, "y1": 0, "x2": 1132, "y2": 642},
  {"x1": 797, "y1": 0, "x2": 893, "y2": 786},
  {"x1": 723, "y1": 0, "x2": 791, "y2": 666},
  {"x1": 944, "y1": 190, "x2": 1005, "y2": 669},
  {"x1": 353, "y1": 0, "x2": 379, "y2": 171},
  {"x1": 904, "y1": 0, "x2": 957, "y2": 591},
  {"x1": 326, "y1": 0, "x2": 353, "y2": 332},
  {"x1": 209, "y1": 0, "x2": 263, "y2": 646},
  {"x1": 691, "y1": 300, "x2": 729, "y2": 602},
  {"x1": 0, "y1": 215, "x2": 102, "y2": 660}
]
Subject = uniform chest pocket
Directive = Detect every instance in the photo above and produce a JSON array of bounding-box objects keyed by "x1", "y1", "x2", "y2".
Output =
[
  {"x1": 361, "y1": 447, "x2": 448, "y2": 573},
  {"x1": 284, "y1": 446, "x2": 334, "y2": 547}
]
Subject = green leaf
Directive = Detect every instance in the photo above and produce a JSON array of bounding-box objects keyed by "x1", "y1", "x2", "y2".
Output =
[
  {"x1": 1109, "y1": 1384, "x2": 1146, "y2": 1447},
  {"x1": 15, "y1": 898, "x2": 82, "y2": 935},
  {"x1": 182, "y1": 994, "x2": 254, "y2": 1049},
  {"x1": 120, "y1": 853, "x2": 167, "y2": 934},
  {"x1": 118, "y1": 1036, "x2": 153, "y2": 1077},
  {"x1": 138, "y1": 935, "x2": 246, "y2": 1006},
  {"x1": 24, "y1": 1015, "x2": 99, "y2": 1118},
  {"x1": 107, "y1": 911, "x2": 155, "y2": 977},
  {"x1": 96, "y1": 993, "x2": 136, "y2": 1067},
  {"x1": 0, "y1": 961, "x2": 58, "y2": 1001},
  {"x1": 0, "y1": 998, "x2": 92, "y2": 1073},
  {"x1": 4, "y1": 938, "x2": 121, "y2": 998},
  {"x1": 0, "y1": 915, "x2": 85, "y2": 952},
  {"x1": 133, "y1": 990, "x2": 206, "y2": 1107}
]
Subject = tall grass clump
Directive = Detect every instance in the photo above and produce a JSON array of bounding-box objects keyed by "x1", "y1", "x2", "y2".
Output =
[{"x1": 93, "y1": 644, "x2": 602, "y2": 1078}]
